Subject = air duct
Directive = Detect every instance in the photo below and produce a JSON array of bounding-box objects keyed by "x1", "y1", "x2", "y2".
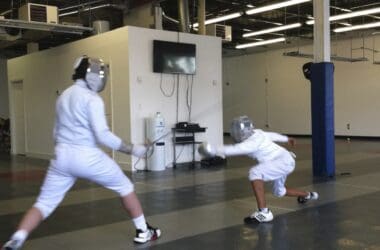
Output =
[
  {"x1": 93, "y1": 20, "x2": 110, "y2": 34},
  {"x1": 0, "y1": 27, "x2": 21, "y2": 41},
  {"x1": 178, "y1": 0, "x2": 190, "y2": 32}
]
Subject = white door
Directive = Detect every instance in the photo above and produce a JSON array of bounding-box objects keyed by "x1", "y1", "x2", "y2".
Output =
[{"x1": 12, "y1": 80, "x2": 26, "y2": 155}]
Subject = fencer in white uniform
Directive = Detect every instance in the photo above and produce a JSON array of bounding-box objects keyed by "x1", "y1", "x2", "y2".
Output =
[
  {"x1": 199, "y1": 116, "x2": 318, "y2": 223},
  {"x1": 2, "y1": 56, "x2": 160, "y2": 250}
]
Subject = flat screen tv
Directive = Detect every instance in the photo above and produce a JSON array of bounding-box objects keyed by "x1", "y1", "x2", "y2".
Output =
[{"x1": 153, "y1": 40, "x2": 196, "y2": 75}]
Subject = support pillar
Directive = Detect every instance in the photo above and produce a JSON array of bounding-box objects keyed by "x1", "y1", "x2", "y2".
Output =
[{"x1": 311, "y1": 0, "x2": 335, "y2": 177}]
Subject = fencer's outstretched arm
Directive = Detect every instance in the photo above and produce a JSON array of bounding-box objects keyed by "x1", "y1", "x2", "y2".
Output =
[
  {"x1": 221, "y1": 139, "x2": 258, "y2": 157},
  {"x1": 264, "y1": 131, "x2": 296, "y2": 146},
  {"x1": 88, "y1": 96, "x2": 123, "y2": 150},
  {"x1": 264, "y1": 132, "x2": 289, "y2": 143}
]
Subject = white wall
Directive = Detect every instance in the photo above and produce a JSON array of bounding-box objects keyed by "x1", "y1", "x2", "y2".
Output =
[
  {"x1": 8, "y1": 26, "x2": 223, "y2": 171},
  {"x1": 8, "y1": 28, "x2": 130, "y2": 159},
  {"x1": 127, "y1": 27, "x2": 223, "y2": 169},
  {"x1": 223, "y1": 35, "x2": 380, "y2": 137},
  {"x1": 0, "y1": 59, "x2": 9, "y2": 119}
]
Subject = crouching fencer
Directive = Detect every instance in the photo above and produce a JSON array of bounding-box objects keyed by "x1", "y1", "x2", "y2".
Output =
[
  {"x1": 198, "y1": 116, "x2": 318, "y2": 223},
  {"x1": 2, "y1": 56, "x2": 161, "y2": 250}
]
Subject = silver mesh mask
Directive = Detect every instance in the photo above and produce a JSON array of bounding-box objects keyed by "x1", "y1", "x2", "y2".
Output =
[
  {"x1": 85, "y1": 57, "x2": 108, "y2": 92},
  {"x1": 230, "y1": 116, "x2": 254, "y2": 143}
]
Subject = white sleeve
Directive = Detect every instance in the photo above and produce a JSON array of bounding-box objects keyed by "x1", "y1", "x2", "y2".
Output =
[
  {"x1": 221, "y1": 139, "x2": 258, "y2": 157},
  {"x1": 53, "y1": 115, "x2": 58, "y2": 143},
  {"x1": 87, "y1": 96, "x2": 122, "y2": 150},
  {"x1": 264, "y1": 132, "x2": 289, "y2": 143}
]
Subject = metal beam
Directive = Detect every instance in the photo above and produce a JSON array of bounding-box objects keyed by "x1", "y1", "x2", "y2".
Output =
[{"x1": 0, "y1": 18, "x2": 93, "y2": 35}]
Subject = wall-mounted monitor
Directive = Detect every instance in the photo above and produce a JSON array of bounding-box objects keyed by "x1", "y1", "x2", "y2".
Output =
[{"x1": 153, "y1": 40, "x2": 196, "y2": 75}]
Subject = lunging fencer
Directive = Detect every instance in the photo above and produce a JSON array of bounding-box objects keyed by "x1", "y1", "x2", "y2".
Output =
[
  {"x1": 2, "y1": 56, "x2": 160, "y2": 250},
  {"x1": 198, "y1": 116, "x2": 318, "y2": 223}
]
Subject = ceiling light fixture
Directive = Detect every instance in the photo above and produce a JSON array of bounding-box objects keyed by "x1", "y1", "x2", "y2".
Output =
[
  {"x1": 306, "y1": 7, "x2": 380, "y2": 25},
  {"x1": 338, "y1": 22, "x2": 352, "y2": 27},
  {"x1": 333, "y1": 21, "x2": 380, "y2": 33},
  {"x1": 236, "y1": 37, "x2": 286, "y2": 49},
  {"x1": 246, "y1": 0, "x2": 311, "y2": 15},
  {"x1": 243, "y1": 23, "x2": 301, "y2": 37},
  {"x1": 193, "y1": 12, "x2": 242, "y2": 28}
]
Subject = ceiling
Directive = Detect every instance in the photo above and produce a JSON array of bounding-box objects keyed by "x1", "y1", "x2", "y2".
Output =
[
  {"x1": 1, "y1": 0, "x2": 380, "y2": 57},
  {"x1": 160, "y1": 0, "x2": 380, "y2": 50}
]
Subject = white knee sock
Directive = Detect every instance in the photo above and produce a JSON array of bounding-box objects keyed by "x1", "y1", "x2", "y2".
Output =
[
  {"x1": 132, "y1": 215, "x2": 147, "y2": 232},
  {"x1": 11, "y1": 230, "x2": 28, "y2": 246}
]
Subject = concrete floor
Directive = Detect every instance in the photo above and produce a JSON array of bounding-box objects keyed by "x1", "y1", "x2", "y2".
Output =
[{"x1": 1, "y1": 138, "x2": 380, "y2": 249}]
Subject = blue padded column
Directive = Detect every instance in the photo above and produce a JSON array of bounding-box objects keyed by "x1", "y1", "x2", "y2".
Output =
[{"x1": 310, "y1": 62, "x2": 335, "y2": 177}]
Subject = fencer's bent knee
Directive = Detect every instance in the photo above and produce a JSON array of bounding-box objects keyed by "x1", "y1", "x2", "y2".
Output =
[
  {"x1": 273, "y1": 186, "x2": 287, "y2": 197},
  {"x1": 33, "y1": 202, "x2": 56, "y2": 220},
  {"x1": 248, "y1": 168, "x2": 262, "y2": 181},
  {"x1": 119, "y1": 183, "x2": 134, "y2": 197}
]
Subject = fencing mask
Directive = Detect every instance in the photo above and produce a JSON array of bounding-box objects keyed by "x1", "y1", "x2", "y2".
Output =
[
  {"x1": 73, "y1": 56, "x2": 108, "y2": 92},
  {"x1": 230, "y1": 116, "x2": 255, "y2": 143}
]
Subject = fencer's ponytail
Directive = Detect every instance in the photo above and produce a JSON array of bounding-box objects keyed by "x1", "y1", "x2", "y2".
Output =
[{"x1": 72, "y1": 56, "x2": 89, "y2": 81}]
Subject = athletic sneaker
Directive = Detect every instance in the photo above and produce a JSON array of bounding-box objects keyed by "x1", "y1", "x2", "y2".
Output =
[
  {"x1": 134, "y1": 224, "x2": 161, "y2": 244},
  {"x1": 297, "y1": 192, "x2": 319, "y2": 204},
  {"x1": 244, "y1": 209, "x2": 274, "y2": 223},
  {"x1": 2, "y1": 239, "x2": 22, "y2": 250}
]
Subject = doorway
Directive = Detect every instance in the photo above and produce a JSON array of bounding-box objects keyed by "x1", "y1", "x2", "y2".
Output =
[{"x1": 11, "y1": 80, "x2": 26, "y2": 155}]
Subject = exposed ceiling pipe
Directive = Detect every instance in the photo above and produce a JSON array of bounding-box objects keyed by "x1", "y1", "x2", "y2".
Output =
[
  {"x1": 178, "y1": 0, "x2": 190, "y2": 32},
  {"x1": 59, "y1": 0, "x2": 108, "y2": 12},
  {"x1": 198, "y1": 0, "x2": 206, "y2": 35},
  {"x1": 162, "y1": 12, "x2": 179, "y2": 24},
  {"x1": 59, "y1": 4, "x2": 125, "y2": 17},
  {"x1": 0, "y1": 10, "x2": 12, "y2": 16}
]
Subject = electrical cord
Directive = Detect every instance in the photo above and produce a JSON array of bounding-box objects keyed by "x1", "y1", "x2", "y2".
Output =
[
  {"x1": 160, "y1": 73, "x2": 176, "y2": 97},
  {"x1": 185, "y1": 75, "x2": 194, "y2": 121}
]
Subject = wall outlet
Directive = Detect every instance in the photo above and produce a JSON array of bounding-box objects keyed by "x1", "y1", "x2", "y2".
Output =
[{"x1": 346, "y1": 123, "x2": 350, "y2": 130}]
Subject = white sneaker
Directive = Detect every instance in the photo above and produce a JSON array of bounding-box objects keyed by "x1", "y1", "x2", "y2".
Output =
[
  {"x1": 2, "y1": 239, "x2": 22, "y2": 250},
  {"x1": 297, "y1": 192, "x2": 319, "y2": 204},
  {"x1": 134, "y1": 224, "x2": 161, "y2": 244},
  {"x1": 244, "y1": 210, "x2": 274, "y2": 223}
]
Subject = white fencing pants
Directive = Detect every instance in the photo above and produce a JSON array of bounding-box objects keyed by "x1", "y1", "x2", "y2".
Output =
[
  {"x1": 248, "y1": 152, "x2": 295, "y2": 197},
  {"x1": 34, "y1": 143, "x2": 134, "y2": 219}
]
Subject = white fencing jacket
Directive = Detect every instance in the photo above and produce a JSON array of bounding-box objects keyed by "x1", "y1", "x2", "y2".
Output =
[
  {"x1": 54, "y1": 80, "x2": 122, "y2": 150},
  {"x1": 222, "y1": 129, "x2": 290, "y2": 162}
]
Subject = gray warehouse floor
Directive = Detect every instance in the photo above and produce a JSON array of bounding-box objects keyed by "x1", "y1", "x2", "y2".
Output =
[{"x1": 1, "y1": 138, "x2": 380, "y2": 249}]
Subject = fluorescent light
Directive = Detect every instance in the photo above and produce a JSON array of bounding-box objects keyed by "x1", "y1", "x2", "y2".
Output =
[
  {"x1": 246, "y1": 4, "x2": 255, "y2": 8},
  {"x1": 243, "y1": 23, "x2": 301, "y2": 37},
  {"x1": 246, "y1": 0, "x2": 311, "y2": 15},
  {"x1": 236, "y1": 38, "x2": 286, "y2": 49},
  {"x1": 338, "y1": 22, "x2": 352, "y2": 27},
  {"x1": 306, "y1": 7, "x2": 380, "y2": 25},
  {"x1": 334, "y1": 21, "x2": 380, "y2": 33},
  {"x1": 193, "y1": 12, "x2": 242, "y2": 28}
]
